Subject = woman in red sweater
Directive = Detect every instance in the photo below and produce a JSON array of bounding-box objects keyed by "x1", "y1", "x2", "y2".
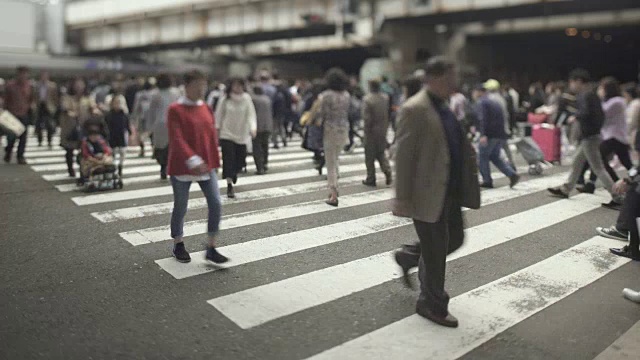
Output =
[{"x1": 167, "y1": 70, "x2": 228, "y2": 264}]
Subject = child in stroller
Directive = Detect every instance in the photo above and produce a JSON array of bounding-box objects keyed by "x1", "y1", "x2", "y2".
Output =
[{"x1": 78, "y1": 122, "x2": 123, "y2": 191}]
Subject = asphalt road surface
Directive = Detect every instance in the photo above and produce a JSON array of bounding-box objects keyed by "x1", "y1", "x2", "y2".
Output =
[{"x1": 1, "y1": 131, "x2": 639, "y2": 360}]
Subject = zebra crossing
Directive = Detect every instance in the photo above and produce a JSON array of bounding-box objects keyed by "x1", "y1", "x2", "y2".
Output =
[{"x1": 13, "y1": 129, "x2": 638, "y2": 359}]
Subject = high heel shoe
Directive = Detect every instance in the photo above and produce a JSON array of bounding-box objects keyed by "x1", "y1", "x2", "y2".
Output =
[{"x1": 316, "y1": 160, "x2": 325, "y2": 175}]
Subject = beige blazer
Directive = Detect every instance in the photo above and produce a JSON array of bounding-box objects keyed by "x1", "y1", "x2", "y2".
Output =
[{"x1": 394, "y1": 89, "x2": 480, "y2": 223}]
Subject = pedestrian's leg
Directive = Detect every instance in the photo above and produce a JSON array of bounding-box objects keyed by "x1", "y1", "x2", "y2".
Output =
[
  {"x1": 262, "y1": 132, "x2": 270, "y2": 169},
  {"x1": 502, "y1": 141, "x2": 516, "y2": 170},
  {"x1": 65, "y1": 148, "x2": 75, "y2": 177},
  {"x1": 563, "y1": 142, "x2": 589, "y2": 192},
  {"x1": 446, "y1": 199, "x2": 465, "y2": 255},
  {"x1": 377, "y1": 142, "x2": 392, "y2": 184},
  {"x1": 35, "y1": 116, "x2": 44, "y2": 146},
  {"x1": 478, "y1": 140, "x2": 494, "y2": 185},
  {"x1": 198, "y1": 171, "x2": 222, "y2": 248},
  {"x1": 16, "y1": 128, "x2": 28, "y2": 161},
  {"x1": 577, "y1": 162, "x2": 590, "y2": 186},
  {"x1": 46, "y1": 117, "x2": 55, "y2": 147},
  {"x1": 599, "y1": 139, "x2": 618, "y2": 182},
  {"x1": 324, "y1": 134, "x2": 341, "y2": 198},
  {"x1": 271, "y1": 118, "x2": 280, "y2": 148},
  {"x1": 117, "y1": 147, "x2": 126, "y2": 175},
  {"x1": 612, "y1": 139, "x2": 634, "y2": 172},
  {"x1": 615, "y1": 189, "x2": 640, "y2": 257},
  {"x1": 489, "y1": 139, "x2": 516, "y2": 177},
  {"x1": 415, "y1": 214, "x2": 451, "y2": 317},
  {"x1": 170, "y1": 177, "x2": 191, "y2": 243},
  {"x1": 364, "y1": 143, "x2": 376, "y2": 184},
  {"x1": 617, "y1": 187, "x2": 640, "y2": 232},
  {"x1": 252, "y1": 136, "x2": 264, "y2": 172},
  {"x1": 4, "y1": 135, "x2": 16, "y2": 162},
  {"x1": 582, "y1": 137, "x2": 616, "y2": 194}
]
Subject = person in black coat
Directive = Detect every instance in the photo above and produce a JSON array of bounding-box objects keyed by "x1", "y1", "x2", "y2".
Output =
[{"x1": 104, "y1": 96, "x2": 132, "y2": 175}]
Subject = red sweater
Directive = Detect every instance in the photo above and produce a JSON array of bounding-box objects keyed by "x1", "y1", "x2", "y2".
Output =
[{"x1": 167, "y1": 102, "x2": 220, "y2": 176}]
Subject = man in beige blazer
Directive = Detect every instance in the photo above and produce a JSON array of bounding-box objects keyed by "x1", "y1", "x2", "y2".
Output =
[{"x1": 393, "y1": 57, "x2": 481, "y2": 328}]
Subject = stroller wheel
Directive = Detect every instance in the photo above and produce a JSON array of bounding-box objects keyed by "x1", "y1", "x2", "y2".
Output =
[{"x1": 528, "y1": 163, "x2": 543, "y2": 176}]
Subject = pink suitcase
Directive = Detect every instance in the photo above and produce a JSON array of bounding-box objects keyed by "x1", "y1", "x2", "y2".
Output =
[{"x1": 531, "y1": 123, "x2": 561, "y2": 163}]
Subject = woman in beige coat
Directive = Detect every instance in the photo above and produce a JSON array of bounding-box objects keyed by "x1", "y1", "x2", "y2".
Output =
[
  {"x1": 59, "y1": 77, "x2": 96, "y2": 178},
  {"x1": 317, "y1": 68, "x2": 351, "y2": 207}
]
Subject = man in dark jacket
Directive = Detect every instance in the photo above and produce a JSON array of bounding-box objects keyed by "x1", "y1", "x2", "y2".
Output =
[
  {"x1": 362, "y1": 80, "x2": 392, "y2": 187},
  {"x1": 473, "y1": 85, "x2": 520, "y2": 189},
  {"x1": 251, "y1": 86, "x2": 274, "y2": 175},
  {"x1": 548, "y1": 69, "x2": 622, "y2": 209}
]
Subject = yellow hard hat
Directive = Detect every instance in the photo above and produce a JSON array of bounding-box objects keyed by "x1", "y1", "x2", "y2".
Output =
[{"x1": 483, "y1": 79, "x2": 501, "y2": 91}]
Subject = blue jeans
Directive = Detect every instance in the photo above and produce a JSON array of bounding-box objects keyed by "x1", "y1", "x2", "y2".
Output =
[
  {"x1": 478, "y1": 138, "x2": 516, "y2": 185},
  {"x1": 170, "y1": 171, "x2": 221, "y2": 239}
]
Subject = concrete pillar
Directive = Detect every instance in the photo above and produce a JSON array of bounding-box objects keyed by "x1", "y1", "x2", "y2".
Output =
[
  {"x1": 44, "y1": 0, "x2": 66, "y2": 54},
  {"x1": 381, "y1": 22, "x2": 439, "y2": 78}
]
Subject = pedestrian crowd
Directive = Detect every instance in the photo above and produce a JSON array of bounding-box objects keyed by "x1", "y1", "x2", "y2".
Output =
[{"x1": 2, "y1": 59, "x2": 640, "y2": 327}]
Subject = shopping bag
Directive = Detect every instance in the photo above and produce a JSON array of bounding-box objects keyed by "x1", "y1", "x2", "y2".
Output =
[{"x1": 0, "y1": 110, "x2": 26, "y2": 137}]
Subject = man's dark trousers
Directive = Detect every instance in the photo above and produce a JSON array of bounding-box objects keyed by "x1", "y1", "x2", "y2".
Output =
[
  {"x1": 364, "y1": 139, "x2": 391, "y2": 182},
  {"x1": 36, "y1": 103, "x2": 55, "y2": 146},
  {"x1": 414, "y1": 189, "x2": 464, "y2": 317},
  {"x1": 252, "y1": 131, "x2": 271, "y2": 172},
  {"x1": 615, "y1": 187, "x2": 640, "y2": 256},
  {"x1": 5, "y1": 115, "x2": 29, "y2": 160}
]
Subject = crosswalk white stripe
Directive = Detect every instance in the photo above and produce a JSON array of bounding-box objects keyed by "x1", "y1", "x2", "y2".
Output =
[
  {"x1": 31, "y1": 157, "x2": 156, "y2": 172},
  {"x1": 304, "y1": 236, "x2": 629, "y2": 360},
  {"x1": 155, "y1": 172, "x2": 569, "y2": 280},
  {"x1": 51, "y1": 153, "x2": 365, "y2": 191},
  {"x1": 71, "y1": 162, "x2": 370, "y2": 206},
  {"x1": 206, "y1": 190, "x2": 609, "y2": 329},
  {"x1": 119, "y1": 165, "x2": 531, "y2": 244},
  {"x1": 24, "y1": 147, "x2": 144, "y2": 158},
  {"x1": 40, "y1": 148, "x2": 362, "y2": 182},
  {"x1": 43, "y1": 165, "x2": 160, "y2": 182},
  {"x1": 20, "y1": 139, "x2": 302, "y2": 157},
  {"x1": 55, "y1": 154, "x2": 365, "y2": 192},
  {"x1": 29, "y1": 146, "x2": 346, "y2": 165},
  {"x1": 120, "y1": 189, "x2": 394, "y2": 246},
  {"x1": 92, "y1": 174, "x2": 379, "y2": 223}
]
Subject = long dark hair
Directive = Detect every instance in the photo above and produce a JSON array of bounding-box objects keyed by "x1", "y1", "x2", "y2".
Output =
[
  {"x1": 601, "y1": 77, "x2": 621, "y2": 101},
  {"x1": 67, "y1": 77, "x2": 88, "y2": 97},
  {"x1": 225, "y1": 77, "x2": 246, "y2": 97}
]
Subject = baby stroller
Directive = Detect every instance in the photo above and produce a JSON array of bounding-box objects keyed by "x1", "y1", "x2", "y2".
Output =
[
  {"x1": 79, "y1": 156, "x2": 123, "y2": 192},
  {"x1": 77, "y1": 120, "x2": 124, "y2": 192}
]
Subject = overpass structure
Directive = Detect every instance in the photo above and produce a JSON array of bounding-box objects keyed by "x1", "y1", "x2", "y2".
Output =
[{"x1": 66, "y1": 0, "x2": 640, "y2": 78}]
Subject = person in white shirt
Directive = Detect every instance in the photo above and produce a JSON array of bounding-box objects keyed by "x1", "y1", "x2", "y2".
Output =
[{"x1": 215, "y1": 77, "x2": 257, "y2": 199}]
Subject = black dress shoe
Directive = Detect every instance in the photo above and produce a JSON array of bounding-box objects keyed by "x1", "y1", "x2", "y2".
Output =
[
  {"x1": 17, "y1": 158, "x2": 27, "y2": 165},
  {"x1": 416, "y1": 305, "x2": 459, "y2": 328},
  {"x1": 548, "y1": 187, "x2": 569, "y2": 199},
  {"x1": 602, "y1": 200, "x2": 622, "y2": 211},
  {"x1": 362, "y1": 180, "x2": 376, "y2": 187},
  {"x1": 394, "y1": 249, "x2": 419, "y2": 290},
  {"x1": 479, "y1": 183, "x2": 493, "y2": 189},
  {"x1": 610, "y1": 246, "x2": 640, "y2": 261},
  {"x1": 577, "y1": 182, "x2": 596, "y2": 194},
  {"x1": 509, "y1": 174, "x2": 520, "y2": 188},
  {"x1": 385, "y1": 172, "x2": 393, "y2": 186}
]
